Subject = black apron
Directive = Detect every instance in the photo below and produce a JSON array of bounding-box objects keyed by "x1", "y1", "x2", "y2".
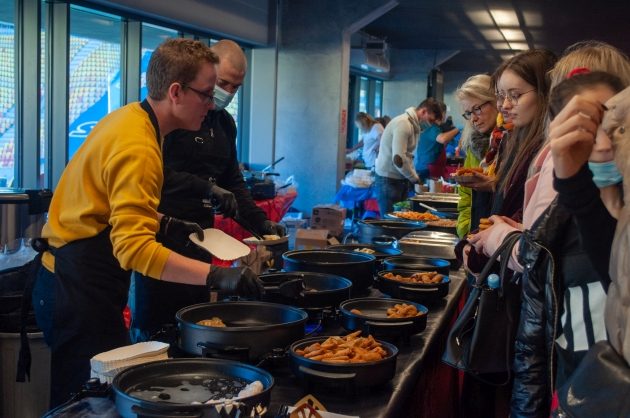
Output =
[{"x1": 34, "y1": 99, "x2": 161, "y2": 407}]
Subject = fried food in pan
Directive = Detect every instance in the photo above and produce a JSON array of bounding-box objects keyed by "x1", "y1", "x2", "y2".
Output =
[{"x1": 294, "y1": 331, "x2": 388, "y2": 363}]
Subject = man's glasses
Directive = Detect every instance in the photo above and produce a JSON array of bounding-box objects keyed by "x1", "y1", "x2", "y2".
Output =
[
  {"x1": 182, "y1": 84, "x2": 214, "y2": 105},
  {"x1": 462, "y1": 101, "x2": 491, "y2": 120},
  {"x1": 496, "y1": 89, "x2": 536, "y2": 105}
]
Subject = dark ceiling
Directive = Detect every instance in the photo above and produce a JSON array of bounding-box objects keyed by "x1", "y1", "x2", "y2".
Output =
[{"x1": 363, "y1": 0, "x2": 630, "y2": 73}]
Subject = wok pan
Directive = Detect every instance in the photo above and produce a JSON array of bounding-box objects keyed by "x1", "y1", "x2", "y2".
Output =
[
  {"x1": 339, "y1": 298, "x2": 428, "y2": 340},
  {"x1": 259, "y1": 271, "x2": 352, "y2": 309},
  {"x1": 176, "y1": 302, "x2": 308, "y2": 363},
  {"x1": 112, "y1": 358, "x2": 273, "y2": 418},
  {"x1": 376, "y1": 269, "x2": 451, "y2": 304}
]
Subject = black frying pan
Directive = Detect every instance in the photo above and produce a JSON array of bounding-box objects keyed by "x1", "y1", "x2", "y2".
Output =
[
  {"x1": 339, "y1": 298, "x2": 428, "y2": 339},
  {"x1": 259, "y1": 271, "x2": 352, "y2": 309},
  {"x1": 176, "y1": 302, "x2": 308, "y2": 362},
  {"x1": 376, "y1": 269, "x2": 451, "y2": 304},
  {"x1": 112, "y1": 358, "x2": 273, "y2": 418},
  {"x1": 382, "y1": 256, "x2": 451, "y2": 274}
]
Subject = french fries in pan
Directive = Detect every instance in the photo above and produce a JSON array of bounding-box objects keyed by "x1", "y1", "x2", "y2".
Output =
[{"x1": 294, "y1": 331, "x2": 388, "y2": 364}]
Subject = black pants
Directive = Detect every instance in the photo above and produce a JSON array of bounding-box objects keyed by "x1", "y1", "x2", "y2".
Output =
[{"x1": 32, "y1": 229, "x2": 130, "y2": 408}]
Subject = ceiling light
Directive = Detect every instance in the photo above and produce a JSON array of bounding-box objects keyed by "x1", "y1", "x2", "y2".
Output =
[
  {"x1": 489, "y1": 9, "x2": 519, "y2": 27},
  {"x1": 501, "y1": 29, "x2": 526, "y2": 41},
  {"x1": 480, "y1": 29, "x2": 504, "y2": 41},
  {"x1": 465, "y1": 10, "x2": 494, "y2": 26},
  {"x1": 508, "y1": 42, "x2": 530, "y2": 51},
  {"x1": 522, "y1": 11, "x2": 543, "y2": 27},
  {"x1": 491, "y1": 41, "x2": 512, "y2": 50}
]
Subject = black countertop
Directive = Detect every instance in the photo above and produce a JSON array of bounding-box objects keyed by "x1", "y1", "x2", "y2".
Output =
[{"x1": 47, "y1": 271, "x2": 467, "y2": 418}]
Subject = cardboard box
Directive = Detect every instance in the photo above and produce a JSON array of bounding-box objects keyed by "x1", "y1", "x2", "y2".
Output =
[
  {"x1": 294, "y1": 229, "x2": 339, "y2": 250},
  {"x1": 311, "y1": 204, "x2": 346, "y2": 236}
]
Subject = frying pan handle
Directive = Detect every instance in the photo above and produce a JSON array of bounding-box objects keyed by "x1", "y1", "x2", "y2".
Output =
[
  {"x1": 399, "y1": 286, "x2": 439, "y2": 293},
  {"x1": 131, "y1": 405, "x2": 203, "y2": 418},
  {"x1": 298, "y1": 365, "x2": 356, "y2": 382},
  {"x1": 197, "y1": 341, "x2": 250, "y2": 362}
]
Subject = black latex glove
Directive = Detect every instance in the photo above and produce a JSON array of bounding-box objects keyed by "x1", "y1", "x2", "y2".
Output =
[
  {"x1": 208, "y1": 183, "x2": 238, "y2": 218},
  {"x1": 206, "y1": 266, "x2": 264, "y2": 300},
  {"x1": 160, "y1": 216, "x2": 203, "y2": 242},
  {"x1": 261, "y1": 220, "x2": 287, "y2": 237}
]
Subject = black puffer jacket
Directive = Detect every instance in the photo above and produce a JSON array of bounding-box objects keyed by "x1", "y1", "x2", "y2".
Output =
[{"x1": 512, "y1": 166, "x2": 615, "y2": 417}]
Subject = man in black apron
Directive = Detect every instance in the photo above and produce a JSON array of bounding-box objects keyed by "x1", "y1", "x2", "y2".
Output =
[
  {"x1": 130, "y1": 40, "x2": 285, "y2": 341},
  {"x1": 31, "y1": 39, "x2": 263, "y2": 408}
]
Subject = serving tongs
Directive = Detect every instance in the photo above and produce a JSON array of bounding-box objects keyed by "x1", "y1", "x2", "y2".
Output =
[{"x1": 232, "y1": 213, "x2": 264, "y2": 240}]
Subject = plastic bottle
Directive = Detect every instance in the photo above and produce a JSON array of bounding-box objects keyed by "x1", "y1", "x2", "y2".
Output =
[{"x1": 487, "y1": 273, "x2": 500, "y2": 289}]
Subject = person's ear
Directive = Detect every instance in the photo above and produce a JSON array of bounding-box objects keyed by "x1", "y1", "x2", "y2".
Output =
[{"x1": 168, "y1": 83, "x2": 183, "y2": 103}]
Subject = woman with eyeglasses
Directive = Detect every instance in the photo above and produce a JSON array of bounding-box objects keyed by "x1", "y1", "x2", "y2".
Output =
[
  {"x1": 454, "y1": 50, "x2": 557, "y2": 418},
  {"x1": 454, "y1": 74, "x2": 499, "y2": 238}
]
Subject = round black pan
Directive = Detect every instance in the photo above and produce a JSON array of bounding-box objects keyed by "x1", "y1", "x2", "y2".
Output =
[
  {"x1": 375, "y1": 269, "x2": 451, "y2": 305},
  {"x1": 112, "y1": 358, "x2": 273, "y2": 418},
  {"x1": 259, "y1": 271, "x2": 352, "y2": 309},
  {"x1": 339, "y1": 298, "x2": 428, "y2": 339},
  {"x1": 382, "y1": 256, "x2": 450, "y2": 275}
]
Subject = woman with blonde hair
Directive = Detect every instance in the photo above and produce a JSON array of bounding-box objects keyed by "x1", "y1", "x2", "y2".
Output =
[
  {"x1": 347, "y1": 112, "x2": 384, "y2": 168},
  {"x1": 454, "y1": 74, "x2": 499, "y2": 238}
]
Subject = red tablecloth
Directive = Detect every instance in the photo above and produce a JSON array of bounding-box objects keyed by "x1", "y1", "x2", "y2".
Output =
[{"x1": 213, "y1": 191, "x2": 297, "y2": 241}]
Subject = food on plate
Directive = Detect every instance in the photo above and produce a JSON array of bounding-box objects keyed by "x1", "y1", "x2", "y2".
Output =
[
  {"x1": 454, "y1": 167, "x2": 484, "y2": 176},
  {"x1": 382, "y1": 271, "x2": 444, "y2": 284},
  {"x1": 479, "y1": 218, "x2": 493, "y2": 231},
  {"x1": 354, "y1": 247, "x2": 376, "y2": 254},
  {"x1": 426, "y1": 219, "x2": 457, "y2": 228},
  {"x1": 196, "y1": 317, "x2": 226, "y2": 327},
  {"x1": 294, "y1": 331, "x2": 388, "y2": 363},
  {"x1": 392, "y1": 211, "x2": 440, "y2": 222},
  {"x1": 350, "y1": 308, "x2": 363, "y2": 315},
  {"x1": 386, "y1": 303, "x2": 421, "y2": 318}
]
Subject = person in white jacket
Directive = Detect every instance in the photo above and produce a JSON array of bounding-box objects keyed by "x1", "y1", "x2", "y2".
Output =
[{"x1": 374, "y1": 98, "x2": 444, "y2": 215}]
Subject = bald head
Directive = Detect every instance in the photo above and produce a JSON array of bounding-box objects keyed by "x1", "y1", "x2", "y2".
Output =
[{"x1": 211, "y1": 39, "x2": 247, "y2": 78}]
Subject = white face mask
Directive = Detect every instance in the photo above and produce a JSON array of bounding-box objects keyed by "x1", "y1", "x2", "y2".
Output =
[{"x1": 213, "y1": 85, "x2": 235, "y2": 110}]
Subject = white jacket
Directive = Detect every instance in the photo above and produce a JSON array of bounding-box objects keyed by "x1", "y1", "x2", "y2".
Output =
[{"x1": 375, "y1": 107, "x2": 421, "y2": 183}]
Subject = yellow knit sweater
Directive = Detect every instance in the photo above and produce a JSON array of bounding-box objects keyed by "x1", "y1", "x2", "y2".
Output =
[{"x1": 42, "y1": 102, "x2": 171, "y2": 279}]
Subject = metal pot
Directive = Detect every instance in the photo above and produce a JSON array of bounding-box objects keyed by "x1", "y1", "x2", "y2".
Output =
[
  {"x1": 176, "y1": 302, "x2": 308, "y2": 362},
  {"x1": 396, "y1": 230, "x2": 459, "y2": 263},
  {"x1": 288, "y1": 336, "x2": 398, "y2": 389},
  {"x1": 112, "y1": 358, "x2": 273, "y2": 418},
  {"x1": 355, "y1": 219, "x2": 425, "y2": 244},
  {"x1": 259, "y1": 271, "x2": 352, "y2": 309},
  {"x1": 282, "y1": 250, "x2": 376, "y2": 292}
]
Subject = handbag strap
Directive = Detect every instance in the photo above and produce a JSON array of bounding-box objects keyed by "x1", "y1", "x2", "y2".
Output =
[{"x1": 474, "y1": 230, "x2": 522, "y2": 288}]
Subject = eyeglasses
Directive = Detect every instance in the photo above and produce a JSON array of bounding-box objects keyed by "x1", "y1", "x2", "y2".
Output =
[
  {"x1": 182, "y1": 84, "x2": 214, "y2": 105},
  {"x1": 462, "y1": 101, "x2": 491, "y2": 120},
  {"x1": 496, "y1": 89, "x2": 536, "y2": 105}
]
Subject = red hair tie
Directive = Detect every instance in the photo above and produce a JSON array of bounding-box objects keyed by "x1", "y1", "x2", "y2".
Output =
[{"x1": 567, "y1": 67, "x2": 590, "y2": 78}]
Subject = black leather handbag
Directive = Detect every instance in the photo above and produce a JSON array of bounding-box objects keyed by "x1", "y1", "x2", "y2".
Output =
[
  {"x1": 556, "y1": 340, "x2": 630, "y2": 417},
  {"x1": 442, "y1": 231, "x2": 522, "y2": 381}
]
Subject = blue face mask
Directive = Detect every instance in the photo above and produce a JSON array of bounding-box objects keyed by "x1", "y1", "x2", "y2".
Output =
[
  {"x1": 588, "y1": 160, "x2": 623, "y2": 188},
  {"x1": 213, "y1": 85, "x2": 235, "y2": 110}
]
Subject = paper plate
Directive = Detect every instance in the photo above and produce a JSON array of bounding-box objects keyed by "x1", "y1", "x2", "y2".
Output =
[{"x1": 190, "y1": 228, "x2": 252, "y2": 261}]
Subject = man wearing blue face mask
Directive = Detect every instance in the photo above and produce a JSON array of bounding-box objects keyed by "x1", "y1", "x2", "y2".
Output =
[{"x1": 128, "y1": 40, "x2": 283, "y2": 342}]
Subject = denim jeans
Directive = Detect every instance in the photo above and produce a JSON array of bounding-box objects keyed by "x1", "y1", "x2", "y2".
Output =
[{"x1": 375, "y1": 174, "x2": 410, "y2": 216}]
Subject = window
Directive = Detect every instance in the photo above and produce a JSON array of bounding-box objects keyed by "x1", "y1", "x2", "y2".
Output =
[
  {"x1": 374, "y1": 80, "x2": 383, "y2": 118},
  {"x1": 140, "y1": 23, "x2": 178, "y2": 100},
  {"x1": 347, "y1": 75, "x2": 384, "y2": 148},
  {"x1": 0, "y1": 1, "x2": 15, "y2": 186},
  {"x1": 39, "y1": 1, "x2": 47, "y2": 186},
  {"x1": 358, "y1": 77, "x2": 369, "y2": 113},
  {"x1": 67, "y1": 7, "x2": 122, "y2": 160}
]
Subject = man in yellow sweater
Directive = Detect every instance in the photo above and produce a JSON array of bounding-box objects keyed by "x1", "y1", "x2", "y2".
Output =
[{"x1": 31, "y1": 38, "x2": 262, "y2": 407}]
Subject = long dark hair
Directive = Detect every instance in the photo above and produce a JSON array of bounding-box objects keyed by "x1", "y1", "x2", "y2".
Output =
[{"x1": 494, "y1": 49, "x2": 557, "y2": 193}]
